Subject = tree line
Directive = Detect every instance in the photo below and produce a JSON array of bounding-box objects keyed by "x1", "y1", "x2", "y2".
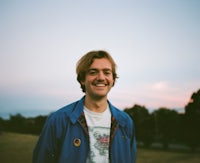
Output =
[
  {"x1": 124, "y1": 89, "x2": 200, "y2": 151},
  {"x1": 0, "y1": 89, "x2": 199, "y2": 151}
]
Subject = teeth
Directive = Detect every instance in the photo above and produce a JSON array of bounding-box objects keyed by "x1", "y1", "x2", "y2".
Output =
[{"x1": 95, "y1": 84, "x2": 106, "y2": 86}]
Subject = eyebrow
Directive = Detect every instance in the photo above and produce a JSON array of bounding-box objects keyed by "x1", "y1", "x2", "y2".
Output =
[{"x1": 88, "y1": 68, "x2": 112, "y2": 71}]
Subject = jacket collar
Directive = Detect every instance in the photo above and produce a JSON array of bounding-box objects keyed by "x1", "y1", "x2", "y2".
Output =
[
  {"x1": 69, "y1": 96, "x2": 127, "y2": 127},
  {"x1": 69, "y1": 96, "x2": 85, "y2": 124},
  {"x1": 108, "y1": 101, "x2": 127, "y2": 127}
]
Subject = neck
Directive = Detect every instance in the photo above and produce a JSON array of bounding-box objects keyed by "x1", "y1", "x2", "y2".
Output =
[{"x1": 84, "y1": 95, "x2": 108, "y2": 113}]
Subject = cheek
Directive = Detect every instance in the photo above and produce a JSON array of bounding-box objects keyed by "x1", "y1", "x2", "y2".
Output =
[
  {"x1": 109, "y1": 78, "x2": 115, "y2": 86},
  {"x1": 87, "y1": 76, "x2": 96, "y2": 82},
  {"x1": 83, "y1": 77, "x2": 94, "y2": 86}
]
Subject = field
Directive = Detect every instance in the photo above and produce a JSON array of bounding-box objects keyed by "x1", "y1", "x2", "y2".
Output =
[
  {"x1": 0, "y1": 132, "x2": 37, "y2": 163},
  {"x1": 0, "y1": 132, "x2": 200, "y2": 163}
]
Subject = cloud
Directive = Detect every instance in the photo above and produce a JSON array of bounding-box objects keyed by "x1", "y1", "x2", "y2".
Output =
[
  {"x1": 109, "y1": 80, "x2": 200, "y2": 109},
  {"x1": 151, "y1": 81, "x2": 169, "y2": 91}
]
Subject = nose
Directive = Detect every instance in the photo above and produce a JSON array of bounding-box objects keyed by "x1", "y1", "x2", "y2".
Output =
[{"x1": 96, "y1": 71, "x2": 105, "y2": 80}]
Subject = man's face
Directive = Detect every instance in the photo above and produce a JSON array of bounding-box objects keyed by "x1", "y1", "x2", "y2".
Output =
[{"x1": 81, "y1": 58, "x2": 114, "y2": 99}]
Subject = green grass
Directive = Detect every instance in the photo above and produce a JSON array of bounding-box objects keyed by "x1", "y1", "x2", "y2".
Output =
[
  {"x1": 0, "y1": 132, "x2": 38, "y2": 163},
  {"x1": 137, "y1": 148, "x2": 200, "y2": 163},
  {"x1": 0, "y1": 132, "x2": 200, "y2": 163}
]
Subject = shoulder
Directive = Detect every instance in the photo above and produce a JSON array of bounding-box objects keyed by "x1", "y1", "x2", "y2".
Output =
[
  {"x1": 110, "y1": 104, "x2": 135, "y2": 138},
  {"x1": 109, "y1": 102, "x2": 133, "y2": 126},
  {"x1": 46, "y1": 100, "x2": 79, "y2": 124}
]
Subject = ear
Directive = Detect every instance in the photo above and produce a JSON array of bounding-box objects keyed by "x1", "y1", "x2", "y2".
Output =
[
  {"x1": 80, "y1": 80, "x2": 85, "y2": 85},
  {"x1": 112, "y1": 79, "x2": 115, "y2": 87}
]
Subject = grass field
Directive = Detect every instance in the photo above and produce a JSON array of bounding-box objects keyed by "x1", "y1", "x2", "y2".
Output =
[
  {"x1": 0, "y1": 132, "x2": 37, "y2": 163},
  {"x1": 0, "y1": 132, "x2": 200, "y2": 163}
]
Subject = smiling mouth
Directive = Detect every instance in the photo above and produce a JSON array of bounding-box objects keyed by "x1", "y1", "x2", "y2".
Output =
[{"x1": 93, "y1": 83, "x2": 108, "y2": 87}]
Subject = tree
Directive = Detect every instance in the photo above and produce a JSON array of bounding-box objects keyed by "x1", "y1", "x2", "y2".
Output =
[
  {"x1": 152, "y1": 108, "x2": 180, "y2": 149},
  {"x1": 31, "y1": 115, "x2": 47, "y2": 135},
  {"x1": 184, "y1": 89, "x2": 200, "y2": 151},
  {"x1": 0, "y1": 117, "x2": 4, "y2": 134},
  {"x1": 124, "y1": 104, "x2": 154, "y2": 147},
  {"x1": 7, "y1": 113, "x2": 27, "y2": 133}
]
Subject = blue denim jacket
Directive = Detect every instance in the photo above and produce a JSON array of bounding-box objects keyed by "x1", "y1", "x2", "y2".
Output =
[{"x1": 33, "y1": 97, "x2": 137, "y2": 163}]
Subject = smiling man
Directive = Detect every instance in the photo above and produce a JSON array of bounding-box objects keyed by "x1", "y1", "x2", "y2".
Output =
[{"x1": 33, "y1": 50, "x2": 137, "y2": 163}]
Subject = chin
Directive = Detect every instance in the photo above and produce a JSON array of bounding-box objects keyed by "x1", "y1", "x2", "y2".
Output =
[{"x1": 91, "y1": 93, "x2": 108, "y2": 100}]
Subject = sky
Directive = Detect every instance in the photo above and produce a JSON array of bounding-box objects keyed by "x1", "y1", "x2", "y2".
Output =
[{"x1": 0, "y1": 0, "x2": 200, "y2": 118}]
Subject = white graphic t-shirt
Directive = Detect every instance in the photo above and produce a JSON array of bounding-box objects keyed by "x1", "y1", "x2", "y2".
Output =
[{"x1": 84, "y1": 106, "x2": 111, "y2": 163}]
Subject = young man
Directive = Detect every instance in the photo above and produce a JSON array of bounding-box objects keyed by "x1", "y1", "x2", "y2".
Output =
[{"x1": 33, "y1": 50, "x2": 137, "y2": 163}]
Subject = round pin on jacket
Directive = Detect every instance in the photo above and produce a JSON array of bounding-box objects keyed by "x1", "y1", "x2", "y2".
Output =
[{"x1": 73, "y1": 138, "x2": 81, "y2": 147}]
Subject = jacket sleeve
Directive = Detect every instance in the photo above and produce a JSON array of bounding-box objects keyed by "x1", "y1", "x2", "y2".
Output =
[
  {"x1": 127, "y1": 114, "x2": 137, "y2": 163},
  {"x1": 32, "y1": 114, "x2": 59, "y2": 163},
  {"x1": 131, "y1": 122, "x2": 137, "y2": 163}
]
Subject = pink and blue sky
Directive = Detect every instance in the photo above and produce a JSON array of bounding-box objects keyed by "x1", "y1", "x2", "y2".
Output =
[{"x1": 0, "y1": 0, "x2": 199, "y2": 117}]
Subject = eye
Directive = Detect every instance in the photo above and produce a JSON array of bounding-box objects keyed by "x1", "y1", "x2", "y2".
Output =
[
  {"x1": 88, "y1": 70, "x2": 98, "y2": 75},
  {"x1": 104, "y1": 70, "x2": 112, "y2": 76}
]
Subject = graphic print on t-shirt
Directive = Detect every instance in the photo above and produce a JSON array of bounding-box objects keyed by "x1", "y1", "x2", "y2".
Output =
[{"x1": 88, "y1": 126, "x2": 110, "y2": 163}]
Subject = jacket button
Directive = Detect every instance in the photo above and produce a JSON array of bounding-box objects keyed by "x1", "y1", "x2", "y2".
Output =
[{"x1": 73, "y1": 138, "x2": 81, "y2": 147}]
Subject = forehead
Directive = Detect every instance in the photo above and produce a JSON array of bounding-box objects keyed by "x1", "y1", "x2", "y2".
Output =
[{"x1": 89, "y1": 58, "x2": 112, "y2": 70}]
